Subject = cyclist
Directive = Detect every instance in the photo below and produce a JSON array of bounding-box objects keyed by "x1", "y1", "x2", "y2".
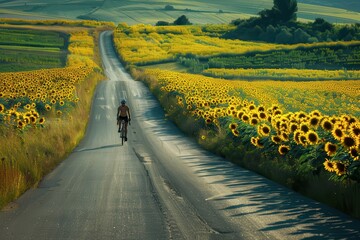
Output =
[{"x1": 117, "y1": 99, "x2": 131, "y2": 141}]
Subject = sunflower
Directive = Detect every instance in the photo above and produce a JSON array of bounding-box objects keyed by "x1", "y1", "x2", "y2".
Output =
[
  {"x1": 250, "y1": 137, "x2": 257, "y2": 146},
  {"x1": 51, "y1": 99, "x2": 56, "y2": 104},
  {"x1": 0, "y1": 104, "x2": 4, "y2": 113},
  {"x1": 300, "y1": 135, "x2": 307, "y2": 146},
  {"x1": 309, "y1": 116, "x2": 320, "y2": 128},
  {"x1": 56, "y1": 110, "x2": 62, "y2": 116},
  {"x1": 310, "y1": 110, "x2": 321, "y2": 117},
  {"x1": 248, "y1": 104, "x2": 256, "y2": 111},
  {"x1": 306, "y1": 130, "x2": 319, "y2": 145},
  {"x1": 324, "y1": 142, "x2": 337, "y2": 156},
  {"x1": 280, "y1": 131, "x2": 289, "y2": 142},
  {"x1": 293, "y1": 130, "x2": 302, "y2": 144},
  {"x1": 341, "y1": 135, "x2": 357, "y2": 149},
  {"x1": 200, "y1": 135, "x2": 206, "y2": 140},
  {"x1": 23, "y1": 117, "x2": 30, "y2": 124},
  {"x1": 251, "y1": 137, "x2": 264, "y2": 148},
  {"x1": 205, "y1": 118, "x2": 212, "y2": 124},
  {"x1": 273, "y1": 109, "x2": 282, "y2": 116},
  {"x1": 271, "y1": 104, "x2": 279, "y2": 111},
  {"x1": 332, "y1": 125, "x2": 344, "y2": 141},
  {"x1": 278, "y1": 145, "x2": 290, "y2": 155},
  {"x1": 29, "y1": 116, "x2": 36, "y2": 124},
  {"x1": 39, "y1": 117, "x2": 45, "y2": 125},
  {"x1": 24, "y1": 104, "x2": 31, "y2": 110},
  {"x1": 272, "y1": 135, "x2": 282, "y2": 144},
  {"x1": 45, "y1": 104, "x2": 52, "y2": 111},
  {"x1": 232, "y1": 129, "x2": 240, "y2": 137},
  {"x1": 334, "y1": 162, "x2": 347, "y2": 176},
  {"x1": 267, "y1": 115, "x2": 272, "y2": 123},
  {"x1": 323, "y1": 159, "x2": 336, "y2": 173},
  {"x1": 300, "y1": 123, "x2": 310, "y2": 133},
  {"x1": 229, "y1": 122, "x2": 238, "y2": 130},
  {"x1": 258, "y1": 105, "x2": 265, "y2": 112},
  {"x1": 349, "y1": 147, "x2": 359, "y2": 161},
  {"x1": 349, "y1": 122, "x2": 360, "y2": 138},
  {"x1": 236, "y1": 111, "x2": 244, "y2": 119},
  {"x1": 280, "y1": 120, "x2": 289, "y2": 131},
  {"x1": 31, "y1": 111, "x2": 39, "y2": 118},
  {"x1": 250, "y1": 117, "x2": 259, "y2": 126},
  {"x1": 290, "y1": 123, "x2": 298, "y2": 132},
  {"x1": 259, "y1": 112, "x2": 267, "y2": 120},
  {"x1": 258, "y1": 124, "x2": 271, "y2": 136},
  {"x1": 17, "y1": 120, "x2": 25, "y2": 129},
  {"x1": 242, "y1": 114, "x2": 249, "y2": 122},
  {"x1": 321, "y1": 118, "x2": 333, "y2": 131},
  {"x1": 296, "y1": 111, "x2": 307, "y2": 119}
]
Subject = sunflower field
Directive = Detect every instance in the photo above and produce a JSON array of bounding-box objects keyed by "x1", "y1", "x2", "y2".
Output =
[
  {"x1": 140, "y1": 69, "x2": 360, "y2": 180},
  {"x1": 113, "y1": 23, "x2": 360, "y2": 218},
  {"x1": 0, "y1": 19, "x2": 115, "y2": 209}
]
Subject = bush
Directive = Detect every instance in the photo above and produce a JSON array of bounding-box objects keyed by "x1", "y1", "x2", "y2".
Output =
[
  {"x1": 174, "y1": 15, "x2": 191, "y2": 25},
  {"x1": 165, "y1": 5, "x2": 175, "y2": 10},
  {"x1": 156, "y1": 21, "x2": 170, "y2": 26},
  {"x1": 293, "y1": 28, "x2": 311, "y2": 43},
  {"x1": 275, "y1": 28, "x2": 293, "y2": 43}
]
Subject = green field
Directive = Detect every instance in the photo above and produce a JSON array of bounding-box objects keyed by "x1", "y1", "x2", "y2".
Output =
[
  {"x1": 0, "y1": 0, "x2": 359, "y2": 24},
  {"x1": 0, "y1": 28, "x2": 67, "y2": 72}
]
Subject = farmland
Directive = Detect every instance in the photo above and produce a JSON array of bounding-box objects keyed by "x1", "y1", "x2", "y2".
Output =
[
  {"x1": 113, "y1": 23, "x2": 360, "y2": 218},
  {"x1": 0, "y1": 28, "x2": 67, "y2": 72},
  {"x1": 0, "y1": 0, "x2": 359, "y2": 24}
]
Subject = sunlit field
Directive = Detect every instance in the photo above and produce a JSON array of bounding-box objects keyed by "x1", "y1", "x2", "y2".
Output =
[
  {"x1": 0, "y1": 0, "x2": 359, "y2": 220},
  {"x1": 0, "y1": 0, "x2": 359, "y2": 24},
  {"x1": 113, "y1": 23, "x2": 360, "y2": 218},
  {"x1": 0, "y1": 19, "x2": 115, "y2": 209}
]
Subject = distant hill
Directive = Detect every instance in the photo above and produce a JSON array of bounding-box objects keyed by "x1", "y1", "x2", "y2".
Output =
[{"x1": 298, "y1": 0, "x2": 360, "y2": 13}]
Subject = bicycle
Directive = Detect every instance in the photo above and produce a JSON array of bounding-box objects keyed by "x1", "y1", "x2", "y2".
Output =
[
  {"x1": 119, "y1": 119, "x2": 126, "y2": 145},
  {"x1": 118, "y1": 119, "x2": 130, "y2": 145}
]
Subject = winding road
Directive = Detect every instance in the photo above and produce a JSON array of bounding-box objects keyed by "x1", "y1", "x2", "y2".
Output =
[{"x1": 0, "y1": 31, "x2": 360, "y2": 240}]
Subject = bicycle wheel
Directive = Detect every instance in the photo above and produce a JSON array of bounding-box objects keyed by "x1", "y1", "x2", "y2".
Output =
[{"x1": 120, "y1": 121, "x2": 125, "y2": 145}]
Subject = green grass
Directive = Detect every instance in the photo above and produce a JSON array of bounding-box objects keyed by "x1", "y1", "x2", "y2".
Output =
[
  {"x1": 0, "y1": 28, "x2": 65, "y2": 48},
  {"x1": 140, "y1": 62, "x2": 188, "y2": 72},
  {"x1": 0, "y1": 0, "x2": 359, "y2": 24},
  {"x1": 0, "y1": 28, "x2": 67, "y2": 72}
]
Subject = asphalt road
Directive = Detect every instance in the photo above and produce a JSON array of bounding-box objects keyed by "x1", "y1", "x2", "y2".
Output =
[{"x1": 1, "y1": 31, "x2": 360, "y2": 240}]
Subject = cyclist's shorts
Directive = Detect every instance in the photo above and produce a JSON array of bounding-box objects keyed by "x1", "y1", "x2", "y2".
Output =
[{"x1": 118, "y1": 116, "x2": 129, "y2": 123}]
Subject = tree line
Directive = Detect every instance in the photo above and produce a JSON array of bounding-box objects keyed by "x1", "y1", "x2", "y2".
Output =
[{"x1": 223, "y1": 0, "x2": 360, "y2": 44}]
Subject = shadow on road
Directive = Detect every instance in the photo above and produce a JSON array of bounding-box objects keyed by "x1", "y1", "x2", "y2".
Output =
[
  {"x1": 190, "y1": 160, "x2": 360, "y2": 239},
  {"x1": 74, "y1": 144, "x2": 123, "y2": 152}
]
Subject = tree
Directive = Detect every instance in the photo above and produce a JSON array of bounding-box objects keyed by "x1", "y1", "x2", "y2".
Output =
[
  {"x1": 312, "y1": 18, "x2": 333, "y2": 32},
  {"x1": 273, "y1": 0, "x2": 298, "y2": 23},
  {"x1": 259, "y1": 0, "x2": 298, "y2": 24},
  {"x1": 173, "y1": 15, "x2": 191, "y2": 25}
]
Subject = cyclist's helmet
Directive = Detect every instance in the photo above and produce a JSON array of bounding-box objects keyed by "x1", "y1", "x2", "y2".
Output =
[{"x1": 121, "y1": 99, "x2": 126, "y2": 104}]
